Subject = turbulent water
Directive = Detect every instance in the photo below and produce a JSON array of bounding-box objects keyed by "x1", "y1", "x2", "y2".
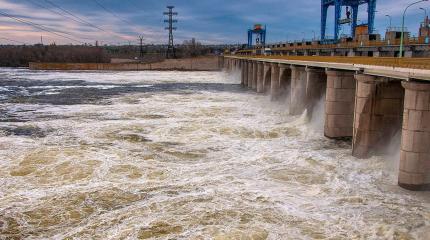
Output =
[{"x1": 0, "y1": 68, "x2": 429, "y2": 240}]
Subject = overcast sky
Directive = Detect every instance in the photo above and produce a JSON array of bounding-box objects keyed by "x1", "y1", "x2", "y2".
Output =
[{"x1": 0, "y1": 0, "x2": 428, "y2": 45}]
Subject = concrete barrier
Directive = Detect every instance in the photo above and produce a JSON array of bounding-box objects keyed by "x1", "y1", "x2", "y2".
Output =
[{"x1": 29, "y1": 57, "x2": 221, "y2": 71}]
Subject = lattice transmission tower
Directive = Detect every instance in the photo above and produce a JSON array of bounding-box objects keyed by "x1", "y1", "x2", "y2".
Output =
[
  {"x1": 164, "y1": 6, "x2": 178, "y2": 59},
  {"x1": 139, "y1": 36, "x2": 144, "y2": 60}
]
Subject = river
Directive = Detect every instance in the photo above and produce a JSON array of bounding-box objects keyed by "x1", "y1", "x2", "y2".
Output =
[{"x1": 0, "y1": 68, "x2": 429, "y2": 239}]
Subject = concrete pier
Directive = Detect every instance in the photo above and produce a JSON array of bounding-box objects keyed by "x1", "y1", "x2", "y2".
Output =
[
  {"x1": 270, "y1": 63, "x2": 280, "y2": 100},
  {"x1": 290, "y1": 66, "x2": 307, "y2": 115},
  {"x1": 257, "y1": 62, "x2": 264, "y2": 93},
  {"x1": 305, "y1": 67, "x2": 326, "y2": 117},
  {"x1": 279, "y1": 64, "x2": 291, "y2": 103},
  {"x1": 263, "y1": 63, "x2": 272, "y2": 93},
  {"x1": 252, "y1": 62, "x2": 258, "y2": 90},
  {"x1": 324, "y1": 70, "x2": 356, "y2": 138},
  {"x1": 241, "y1": 60, "x2": 246, "y2": 86},
  {"x1": 247, "y1": 60, "x2": 253, "y2": 88},
  {"x1": 399, "y1": 81, "x2": 430, "y2": 190},
  {"x1": 352, "y1": 74, "x2": 404, "y2": 158}
]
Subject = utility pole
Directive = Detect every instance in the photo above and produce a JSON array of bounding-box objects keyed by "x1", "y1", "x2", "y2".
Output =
[
  {"x1": 164, "y1": 6, "x2": 178, "y2": 59},
  {"x1": 139, "y1": 36, "x2": 144, "y2": 60},
  {"x1": 400, "y1": 0, "x2": 428, "y2": 58}
]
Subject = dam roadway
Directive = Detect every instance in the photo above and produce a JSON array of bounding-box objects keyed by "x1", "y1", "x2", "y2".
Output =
[{"x1": 224, "y1": 55, "x2": 430, "y2": 191}]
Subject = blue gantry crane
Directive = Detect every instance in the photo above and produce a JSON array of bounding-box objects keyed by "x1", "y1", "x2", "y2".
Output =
[
  {"x1": 321, "y1": 0, "x2": 377, "y2": 40},
  {"x1": 248, "y1": 24, "x2": 267, "y2": 48}
]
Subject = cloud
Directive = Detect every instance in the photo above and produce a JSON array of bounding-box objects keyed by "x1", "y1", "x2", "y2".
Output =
[{"x1": 0, "y1": 0, "x2": 428, "y2": 45}]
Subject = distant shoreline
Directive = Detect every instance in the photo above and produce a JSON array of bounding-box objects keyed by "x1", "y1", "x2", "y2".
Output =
[{"x1": 29, "y1": 56, "x2": 222, "y2": 72}]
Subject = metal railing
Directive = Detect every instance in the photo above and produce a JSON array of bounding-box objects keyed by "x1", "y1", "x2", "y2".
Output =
[{"x1": 231, "y1": 55, "x2": 430, "y2": 69}]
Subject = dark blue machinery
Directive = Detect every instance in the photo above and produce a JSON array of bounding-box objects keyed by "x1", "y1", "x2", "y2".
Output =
[
  {"x1": 321, "y1": 0, "x2": 376, "y2": 40},
  {"x1": 248, "y1": 24, "x2": 267, "y2": 48}
]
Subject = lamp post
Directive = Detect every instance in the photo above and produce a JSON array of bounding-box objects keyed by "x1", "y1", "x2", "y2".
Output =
[
  {"x1": 312, "y1": 30, "x2": 316, "y2": 40},
  {"x1": 400, "y1": 0, "x2": 429, "y2": 58},
  {"x1": 420, "y1": 7, "x2": 430, "y2": 43},
  {"x1": 302, "y1": 32, "x2": 305, "y2": 41},
  {"x1": 385, "y1": 14, "x2": 392, "y2": 29}
]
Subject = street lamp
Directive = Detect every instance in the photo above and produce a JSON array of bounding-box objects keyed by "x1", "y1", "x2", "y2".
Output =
[
  {"x1": 312, "y1": 30, "x2": 316, "y2": 40},
  {"x1": 385, "y1": 14, "x2": 392, "y2": 29},
  {"x1": 420, "y1": 7, "x2": 427, "y2": 19},
  {"x1": 302, "y1": 32, "x2": 305, "y2": 41},
  {"x1": 400, "y1": 0, "x2": 429, "y2": 58}
]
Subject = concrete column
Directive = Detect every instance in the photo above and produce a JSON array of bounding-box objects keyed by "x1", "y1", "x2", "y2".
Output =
[
  {"x1": 279, "y1": 64, "x2": 291, "y2": 103},
  {"x1": 306, "y1": 67, "x2": 326, "y2": 116},
  {"x1": 263, "y1": 63, "x2": 271, "y2": 93},
  {"x1": 247, "y1": 60, "x2": 253, "y2": 88},
  {"x1": 352, "y1": 74, "x2": 404, "y2": 158},
  {"x1": 270, "y1": 63, "x2": 281, "y2": 100},
  {"x1": 241, "y1": 60, "x2": 246, "y2": 86},
  {"x1": 252, "y1": 61, "x2": 258, "y2": 90},
  {"x1": 399, "y1": 81, "x2": 430, "y2": 191},
  {"x1": 289, "y1": 65, "x2": 307, "y2": 115},
  {"x1": 325, "y1": 70, "x2": 356, "y2": 138},
  {"x1": 219, "y1": 56, "x2": 224, "y2": 70},
  {"x1": 257, "y1": 62, "x2": 264, "y2": 93}
]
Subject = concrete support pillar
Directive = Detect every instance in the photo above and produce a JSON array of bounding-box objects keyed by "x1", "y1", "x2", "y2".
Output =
[
  {"x1": 399, "y1": 81, "x2": 430, "y2": 191},
  {"x1": 270, "y1": 63, "x2": 281, "y2": 100},
  {"x1": 352, "y1": 74, "x2": 404, "y2": 158},
  {"x1": 241, "y1": 60, "x2": 246, "y2": 86},
  {"x1": 263, "y1": 63, "x2": 272, "y2": 93},
  {"x1": 305, "y1": 67, "x2": 326, "y2": 116},
  {"x1": 279, "y1": 64, "x2": 291, "y2": 103},
  {"x1": 252, "y1": 61, "x2": 258, "y2": 90},
  {"x1": 289, "y1": 65, "x2": 307, "y2": 115},
  {"x1": 257, "y1": 62, "x2": 264, "y2": 93},
  {"x1": 219, "y1": 56, "x2": 224, "y2": 70},
  {"x1": 247, "y1": 60, "x2": 253, "y2": 88},
  {"x1": 324, "y1": 70, "x2": 356, "y2": 138}
]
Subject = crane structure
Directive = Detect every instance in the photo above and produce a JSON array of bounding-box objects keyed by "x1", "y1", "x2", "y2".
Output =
[
  {"x1": 164, "y1": 6, "x2": 178, "y2": 59},
  {"x1": 247, "y1": 24, "x2": 266, "y2": 48},
  {"x1": 321, "y1": 0, "x2": 377, "y2": 40}
]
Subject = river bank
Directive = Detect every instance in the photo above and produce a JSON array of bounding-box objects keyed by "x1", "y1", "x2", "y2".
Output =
[{"x1": 29, "y1": 56, "x2": 222, "y2": 71}]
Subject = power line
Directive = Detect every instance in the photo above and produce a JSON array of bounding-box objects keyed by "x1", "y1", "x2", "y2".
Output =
[
  {"x1": 0, "y1": 37, "x2": 29, "y2": 45},
  {"x1": 124, "y1": 0, "x2": 140, "y2": 10},
  {"x1": 26, "y1": 0, "x2": 88, "y2": 28},
  {"x1": 43, "y1": 0, "x2": 107, "y2": 32},
  {"x1": 0, "y1": 10, "x2": 85, "y2": 44},
  {"x1": 91, "y1": 0, "x2": 136, "y2": 27},
  {"x1": 42, "y1": 0, "x2": 134, "y2": 41}
]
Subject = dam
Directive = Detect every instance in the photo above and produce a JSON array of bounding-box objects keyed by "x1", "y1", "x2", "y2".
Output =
[{"x1": 223, "y1": 56, "x2": 430, "y2": 191}]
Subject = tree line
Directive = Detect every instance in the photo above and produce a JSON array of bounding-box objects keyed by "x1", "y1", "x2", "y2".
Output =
[{"x1": 0, "y1": 45, "x2": 110, "y2": 67}]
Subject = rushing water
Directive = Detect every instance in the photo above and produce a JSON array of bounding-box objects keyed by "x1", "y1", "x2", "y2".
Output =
[{"x1": 0, "y1": 68, "x2": 429, "y2": 240}]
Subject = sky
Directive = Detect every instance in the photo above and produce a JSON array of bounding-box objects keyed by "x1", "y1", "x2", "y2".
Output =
[{"x1": 0, "y1": 0, "x2": 428, "y2": 45}]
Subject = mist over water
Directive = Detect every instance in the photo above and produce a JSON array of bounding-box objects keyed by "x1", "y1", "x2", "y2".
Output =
[{"x1": 0, "y1": 68, "x2": 429, "y2": 239}]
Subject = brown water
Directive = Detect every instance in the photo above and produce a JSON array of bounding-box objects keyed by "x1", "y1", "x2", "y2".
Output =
[{"x1": 0, "y1": 68, "x2": 429, "y2": 239}]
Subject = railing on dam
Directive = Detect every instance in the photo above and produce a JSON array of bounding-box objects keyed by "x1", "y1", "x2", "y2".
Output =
[{"x1": 228, "y1": 55, "x2": 430, "y2": 70}]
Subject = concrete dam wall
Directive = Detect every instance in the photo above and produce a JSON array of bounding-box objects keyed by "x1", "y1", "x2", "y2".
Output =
[{"x1": 29, "y1": 56, "x2": 222, "y2": 71}]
